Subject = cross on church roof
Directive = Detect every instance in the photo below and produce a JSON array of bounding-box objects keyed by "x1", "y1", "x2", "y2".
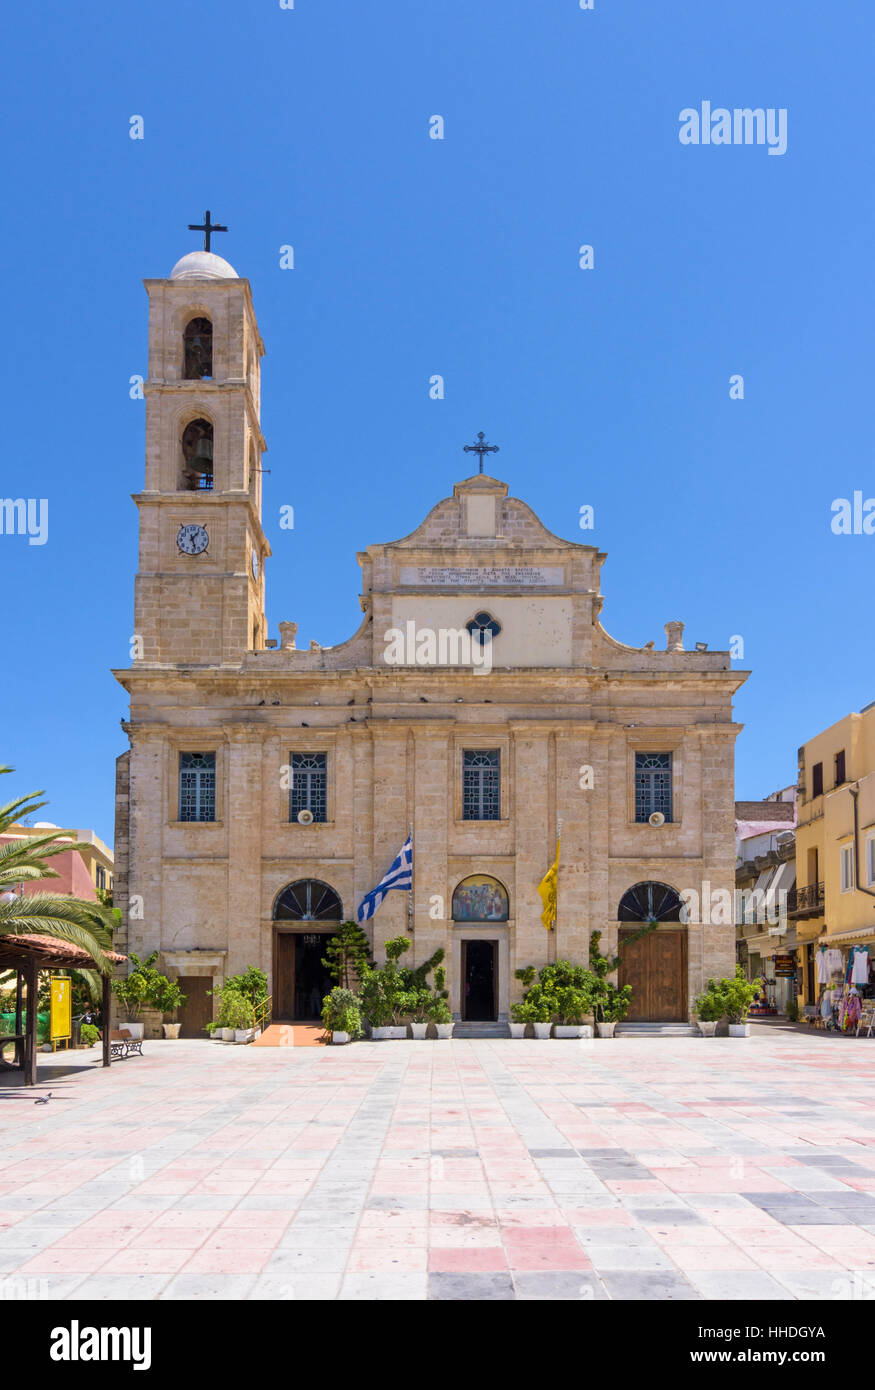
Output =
[
  {"x1": 463, "y1": 431, "x2": 500, "y2": 475},
  {"x1": 187, "y1": 210, "x2": 228, "y2": 253}
]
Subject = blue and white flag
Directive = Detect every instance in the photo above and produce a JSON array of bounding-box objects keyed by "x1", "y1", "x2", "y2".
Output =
[{"x1": 357, "y1": 834, "x2": 413, "y2": 922}]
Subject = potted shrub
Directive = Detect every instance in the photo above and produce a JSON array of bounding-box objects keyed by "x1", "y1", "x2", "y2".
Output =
[
  {"x1": 111, "y1": 950, "x2": 158, "y2": 1039},
  {"x1": 153, "y1": 977, "x2": 186, "y2": 1039},
  {"x1": 589, "y1": 932, "x2": 633, "y2": 1037},
  {"x1": 721, "y1": 966, "x2": 760, "y2": 1037},
  {"x1": 206, "y1": 1020, "x2": 224, "y2": 1042},
  {"x1": 510, "y1": 967, "x2": 536, "y2": 1037},
  {"x1": 321, "y1": 987, "x2": 362, "y2": 1044},
  {"x1": 80, "y1": 1022, "x2": 99, "y2": 1048},
  {"x1": 224, "y1": 990, "x2": 255, "y2": 1043},
  {"x1": 360, "y1": 937, "x2": 411, "y2": 1040},
  {"x1": 539, "y1": 961, "x2": 597, "y2": 1038},
  {"x1": 406, "y1": 987, "x2": 431, "y2": 1040},
  {"x1": 428, "y1": 966, "x2": 453, "y2": 1039},
  {"x1": 692, "y1": 983, "x2": 723, "y2": 1036}
]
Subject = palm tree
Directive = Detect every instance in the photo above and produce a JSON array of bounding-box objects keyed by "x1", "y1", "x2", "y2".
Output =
[{"x1": 0, "y1": 765, "x2": 115, "y2": 972}]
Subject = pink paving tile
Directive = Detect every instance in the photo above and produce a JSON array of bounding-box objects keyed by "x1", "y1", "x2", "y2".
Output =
[
  {"x1": 428, "y1": 1246, "x2": 510, "y2": 1273},
  {"x1": 18, "y1": 1248, "x2": 111, "y2": 1274},
  {"x1": 749, "y1": 1246, "x2": 843, "y2": 1272},
  {"x1": 100, "y1": 1248, "x2": 193, "y2": 1275},
  {"x1": 128, "y1": 1228, "x2": 211, "y2": 1250},
  {"x1": 151, "y1": 1211, "x2": 228, "y2": 1230},
  {"x1": 181, "y1": 1249, "x2": 272, "y2": 1274},
  {"x1": 557, "y1": 1208, "x2": 636, "y2": 1228},
  {"x1": 503, "y1": 1242, "x2": 592, "y2": 1272},
  {"x1": 603, "y1": 1180, "x2": 666, "y2": 1194},
  {"x1": 429, "y1": 1227, "x2": 503, "y2": 1248},
  {"x1": 666, "y1": 1246, "x2": 760, "y2": 1271},
  {"x1": 348, "y1": 1247, "x2": 428, "y2": 1272},
  {"x1": 494, "y1": 1209, "x2": 567, "y2": 1228}
]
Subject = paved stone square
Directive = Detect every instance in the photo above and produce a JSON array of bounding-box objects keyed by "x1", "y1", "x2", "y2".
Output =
[{"x1": 2, "y1": 1027, "x2": 874, "y2": 1301}]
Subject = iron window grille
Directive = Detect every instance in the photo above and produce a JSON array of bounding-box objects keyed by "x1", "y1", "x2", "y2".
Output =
[
  {"x1": 465, "y1": 611, "x2": 502, "y2": 646},
  {"x1": 463, "y1": 750, "x2": 501, "y2": 821},
  {"x1": 289, "y1": 752, "x2": 327, "y2": 823},
  {"x1": 179, "y1": 752, "x2": 216, "y2": 822},
  {"x1": 634, "y1": 752, "x2": 673, "y2": 822}
]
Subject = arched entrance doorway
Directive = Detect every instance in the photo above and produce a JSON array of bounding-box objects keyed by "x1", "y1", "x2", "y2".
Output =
[
  {"x1": 273, "y1": 880, "x2": 342, "y2": 1021},
  {"x1": 452, "y1": 875, "x2": 509, "y2": 1022},
  {"x1": 616, "y1": 881, "x2": 687, "y2": 1022}
]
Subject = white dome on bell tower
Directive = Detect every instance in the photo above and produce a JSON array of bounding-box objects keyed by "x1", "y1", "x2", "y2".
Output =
[{"x1": 169, "y1": 250, "x2": 238, "y2": 281}]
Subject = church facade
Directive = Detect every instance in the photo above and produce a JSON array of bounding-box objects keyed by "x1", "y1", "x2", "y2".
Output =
[{"x1": 113, "y1": 245, "x2": 746, "y2": 1035}]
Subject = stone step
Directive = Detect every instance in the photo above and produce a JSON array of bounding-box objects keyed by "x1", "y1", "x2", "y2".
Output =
[
  {"x1": 614, "y1": 1023, "x2": 697, "y2": 1038},
  {"x1": 452, "y1": 1022, "x2": 509, "y2": 1039}
]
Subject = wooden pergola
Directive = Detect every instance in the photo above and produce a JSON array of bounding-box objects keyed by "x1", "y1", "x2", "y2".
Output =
[{"x1": 0, "y1": 935, "x2": 127, "y2": 1086}]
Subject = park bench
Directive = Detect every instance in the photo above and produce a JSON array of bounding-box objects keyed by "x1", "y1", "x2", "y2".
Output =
[{"x1": 110, "y1": 1028, "x2": 144, "y2": 1059}]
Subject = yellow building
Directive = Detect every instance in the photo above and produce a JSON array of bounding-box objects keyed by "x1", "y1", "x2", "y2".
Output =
[{"x1": 793, "y1": 702, "x2": 875, "y2": 1010}]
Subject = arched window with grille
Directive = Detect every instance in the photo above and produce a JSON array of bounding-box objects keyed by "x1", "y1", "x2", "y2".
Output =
[
  {"x1": 617, "y1": 881, "x2": 683, "y2": 922},
  {"x1": 273, "y1": 880, "x2": 343, "y2": 921}
]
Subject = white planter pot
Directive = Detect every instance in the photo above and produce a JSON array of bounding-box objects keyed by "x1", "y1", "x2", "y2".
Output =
[
  {"x1": 435, "y1": 1023, "x2": 453, "y2": 1040},
  {"x1": 221, "y1": 1028, "x2": 236, "y2": 1041},
  {"x1": 331, "y1": 1030, "x2": 350, "y2": 1045},
  {"x1": 596, "y1": 1021, "x2": 617, "y2": 1038},
  {"x1": 554, "y1": 1024, "x2": 593, "y2": 1039},
  {"x1": 210, "y1": 1029, "x2": 223, "y2": 1041},
  {"x1": 409, "y1": 1023, "x2": 428, "y2": 1039},
  {"x1": 697, "y1": 1021, "x2": 718, "y2": 1037},
  {"x1": 509, "y1": 1022, "x2": 527, "y2": 1038},
  {"x1": 122, "y1": 1022, "x2": 144, "y2": 1040},
  {"x1": 162, "y1": 1023, "x2": 182, "y2": 1039},
  {"x1": 235, "y1": 1028, "x2": 254, "y2": 1043},
  {"x1": 728, "y1": 1023, "x2": 750, "y2": 1037},
  {"x1": 371, "y1": 1026, "x2": 407, "y2": 1041},
  {"x1": 533, "y1": 1022, "x2": 552, "y2": 1039}
]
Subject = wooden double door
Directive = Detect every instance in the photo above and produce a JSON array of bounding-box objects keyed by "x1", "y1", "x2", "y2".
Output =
[{"x1": 618, "y1": 928, "x2": 687, "y2": 1022}]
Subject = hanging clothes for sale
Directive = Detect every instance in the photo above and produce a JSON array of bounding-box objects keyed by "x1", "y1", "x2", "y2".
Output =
[
  {"x1": 840, "y1": 987, "x2": 862, "y2": 1032},
  {"x1": 850, "y1": 946, "x2": 870, "y2": 986},
  {"x1": 825, "y1": 947, "x2": 844, "y2": 975},
  {"x1": 816, "y1": 949, "x2": 831, "y2": 984}
]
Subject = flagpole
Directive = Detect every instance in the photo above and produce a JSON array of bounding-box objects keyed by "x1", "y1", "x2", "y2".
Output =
[
  {"x1": 555, "y1": 818, "x2": 562, "y2": 937},
  {"x1": 407, "y1": 824, "x2": 413, "y2": 936}
]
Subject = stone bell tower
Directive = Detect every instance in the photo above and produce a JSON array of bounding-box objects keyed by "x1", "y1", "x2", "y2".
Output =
[{"x1": 133, "y1": 235, "x2": 270, "y2": 666}]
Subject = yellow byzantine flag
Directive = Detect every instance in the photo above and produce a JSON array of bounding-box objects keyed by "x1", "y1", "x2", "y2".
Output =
[{"x1": 538, "y1": 837, "x2": 560, "y2": 931}]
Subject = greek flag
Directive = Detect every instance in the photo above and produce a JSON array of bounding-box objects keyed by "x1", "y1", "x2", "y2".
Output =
[{"x1": 357, "y1": 834, "x2": 413, "y2": 922}]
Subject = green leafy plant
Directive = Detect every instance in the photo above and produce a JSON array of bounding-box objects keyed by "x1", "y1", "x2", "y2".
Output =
[
  {"x1": 80, "y1": 1022, "x2": 99, "y2": 1046},
  {"x1": 359, "y1": 936, "x2": 412, "y2": 1027},
  {"x1": 221, "y1": 966, "x2": 268, "y2": 1008},
  {"x1": 321, "y1": 987, "x2": 362, "y2": 1038},
  {"x1": 588, "y1": 932, "x2": 633, "y2": 1022},
  {"x1": 697, "y1": 966, "x2": 760, "y2": 1024},
  {"x1": 322, "y1": 922, "x2": 373, "y2": 990},
  {"x1": 510, "y1": 995, "x2": 552, "y2": 1025},
  {"x1": 152, "y1": 977, "x2": 187, "y2": 1017},
  {"x1": 785, "y1": 997, "x2": 800, "y2": 1023},
  {"x1": 360, "y1": 939, "x2": 447, "y2": 1028},
  {"x1": 427, "y1": 964, "x2": 452, "y2": 1025},
  {"x1": 216, "y1": 988, "x2": 255, "y2": 1031},
  {"x1": 692, "y1": 987, "x2": 723, "y2": 1022},
  {"x1": 112, "y1": 951, "x2": 161, "y2": 1020}
]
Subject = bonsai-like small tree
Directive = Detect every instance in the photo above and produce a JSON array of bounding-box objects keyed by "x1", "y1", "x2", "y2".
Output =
[{"x1": 322, "y1": 921, "x2": 373, "y2": 990}]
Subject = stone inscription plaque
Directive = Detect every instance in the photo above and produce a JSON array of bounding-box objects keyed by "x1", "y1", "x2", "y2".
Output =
[{"x1": 400, "y1": 565, "x2": 564, "y2": 587}]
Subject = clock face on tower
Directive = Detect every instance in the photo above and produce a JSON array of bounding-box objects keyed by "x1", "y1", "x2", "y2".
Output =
[
  {"x1": 251, "y1": 548, "x2": 259, "y2": 579},
  {"x1": 177, "y1": 523, "x2": 209, "y2": 556}
]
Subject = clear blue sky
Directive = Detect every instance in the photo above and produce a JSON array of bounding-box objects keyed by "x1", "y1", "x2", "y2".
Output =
[{"x1": 2, "y1": 0, "x2": 872, "y2": 843}]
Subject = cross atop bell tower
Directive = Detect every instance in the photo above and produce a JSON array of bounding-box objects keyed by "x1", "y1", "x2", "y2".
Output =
[{"x1": 187, "y1": 209, "x2": 228, "y2": 253}]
